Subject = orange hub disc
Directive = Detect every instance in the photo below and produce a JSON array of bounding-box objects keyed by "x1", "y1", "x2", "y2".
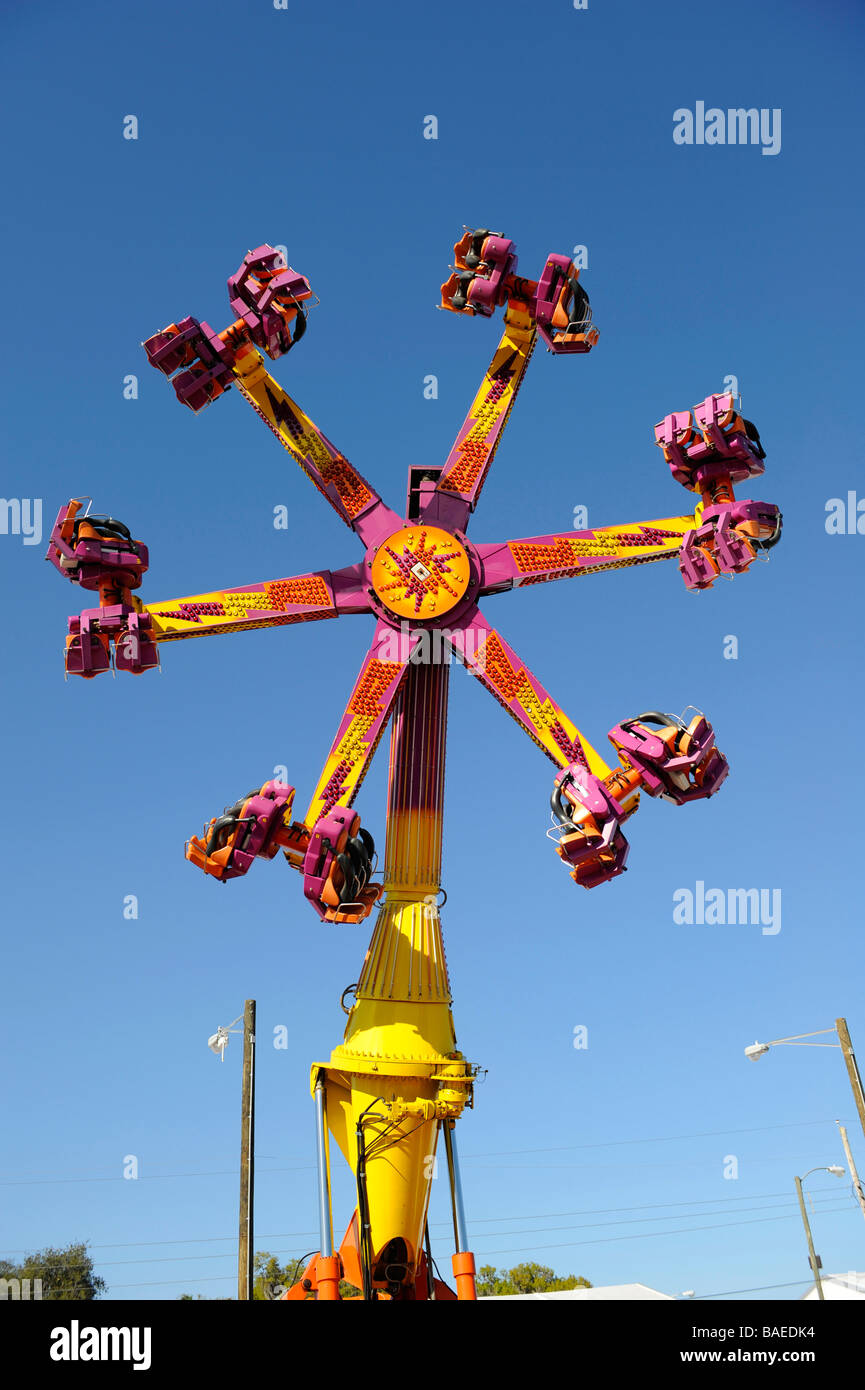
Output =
[{"x1": 370, "y1": 526, "x2": 471, "y2": 621}]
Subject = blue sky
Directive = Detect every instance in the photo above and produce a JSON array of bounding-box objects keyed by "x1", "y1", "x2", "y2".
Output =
[{"x1": 2, "y1": 0, "x2": 864, "y2": 1301}]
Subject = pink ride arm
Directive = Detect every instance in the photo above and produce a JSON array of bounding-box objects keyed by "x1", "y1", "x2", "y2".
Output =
[
  {"x1": 446, "y1": 606, "x2": 610, "y2": 777},
  {"x1": 476, "y1": 515, "x2": 696, "y2": 592},
  {"x1": 303, "y1": 621, "x2": 423, "y2": 827},
  {"x1": 422, "y1": 304, "x2": 537, "y2": 533},
  {"x1": 230, "y1": 342, "x2": 404, "y2": 548},
  {"x1": 142, "y1": 243, "x2": 404, "y2": 548},
  {"x1": 143, "y1": 562, "x2": 370, "y2": 643}
]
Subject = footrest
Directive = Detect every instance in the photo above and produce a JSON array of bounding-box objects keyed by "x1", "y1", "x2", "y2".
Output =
[
  {"x1": 608, "y1": 711, "x2": 728, "y2": 803},
  {"x1": 186, "y1": 780, "x2": 298, "y2": 880},
  {"x1": 143, "y1": 317, "x2": 236, "y2": 413},
  {"x1": 440, "y1": 228, "x2": 516, "y2": 317},
  {"x1": 550, "y1": 767, "x2": 630, "y2": 889},
  {"x1": 303, "y1": 808, "x2": 382, "y2": 922},
  {"x1": 655, "y1": 393, "x2": 765, "y2": 492},
  {"x1": 46, "y1": 500, "x2": 148, "y2": 592},
  {"x1": 227, "y1": 245, "x2": 312, "y2": 359},
  {"x1": 534, "y1": 254, "x2": 599, "y2": 354}
]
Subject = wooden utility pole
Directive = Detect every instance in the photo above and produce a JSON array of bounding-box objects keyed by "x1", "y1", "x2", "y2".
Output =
[
  {"x1": 238, "y1": 999, "x2": 256, "y2": 1301},
  {"x1": 795, "y1": 1175, "x2": 824, "y2": 1300},
  {"x1": 836, "y1": 1018, "x2": 865, "y2": 1141},
  {"x1": 837, "y1": 1123, "x2": 865, "y2": 1229}
]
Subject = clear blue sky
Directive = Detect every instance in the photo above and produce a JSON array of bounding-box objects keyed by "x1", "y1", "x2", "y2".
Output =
[{"x1": 2, "y1": 0, "x2": 864, "y2": 1301}]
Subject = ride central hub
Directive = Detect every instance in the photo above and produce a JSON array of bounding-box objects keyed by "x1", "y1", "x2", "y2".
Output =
[{"x1": 368, "y1": 525, "x2": 472, "y2": 622}]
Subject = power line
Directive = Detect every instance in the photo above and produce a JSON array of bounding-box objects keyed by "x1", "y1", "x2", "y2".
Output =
[
  {"x1": 459, "y1": 1117, "x2": 841, "y2": 1159},
  {"x1": 2, "y1": 1192, "x2": 852, "y2": 1269},
  {"x1": 18, "y1": 1202, "x2": 856, "y2": 1295},
  {"x1": 0, "y1": 1164, "x2": 313, "y2": 1188},
  {"x1": 440, "y1": 1184, "x2": 848, "y2": 1225},
  {"x1": 464, "y1": 1194, "x2": 852, "y2": 1243},
  {"x1": 470, "y1": 1203, "x2": 856, "y2": 1259},
  {"x1": 0, "y1": 1185, "x2": 847, "y2": 1255},
  {"x1": 464, "y1": 1153, "x2": 840, "y2": 1173},
  {"x1": 0, "y1": 1116, "x2": 844, "y2": 1187},
  {"x1": 694, "y1": 1279, "x2": 814, "y2": 1299}
]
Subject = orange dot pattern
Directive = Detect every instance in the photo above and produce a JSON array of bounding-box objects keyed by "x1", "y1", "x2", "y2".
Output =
[
  {"x1": 239, "y1": 377, "x2": 375, "y2": 522},
  {"x1": 148, "y1": 575, "x2": 335, "y2": 635},
  {"x1": 517, "y1": 552, "x2": 672, "y2": 585},
  {"x1": 509, "y1": 527, "x2": 684, "y2": 576},
  {"x1": 473, "y1": 631, "x2": 589, "y2": 768},
  {"x1": 266, "y1": 574, "x2": 332, "y2": 608},
  {"x1": 350, "y1": 659, "x2": 404, "y2": 715},
  {"x1": 441, "y1": 355, "x2": 516, "y2": 496},
  {"x1": 510, "y1": 537, "x2": 617, "y2": 573},
  {"x1": 479, "y1": 630, "x2": 522, "y2": 699},
  {"x1": 317, "y1": 455, "x2": 374, "y2": 519},
  {"x1": 311, "y1": 659, "x2": 405, "y2": 816}
]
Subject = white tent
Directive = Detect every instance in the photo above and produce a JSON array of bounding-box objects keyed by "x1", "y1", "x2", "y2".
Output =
[
  {"x1": 480, "y1": 1282, "x2": 674, "y2": 1301},
  {"x1": 801, "y1": 1272, "x2": 865, "y2": 1300}
]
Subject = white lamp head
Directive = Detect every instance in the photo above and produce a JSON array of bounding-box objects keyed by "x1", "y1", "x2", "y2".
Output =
[
  {"x1": 208, "y1": 1027, "x2": 230, "y2": 1060},
  {"x1": 827, "y1": 1165, "x2": 846, "y2": 1178},
  {"x1": 744, "y1": 1041, "x2": 770, "y2": 1061}
]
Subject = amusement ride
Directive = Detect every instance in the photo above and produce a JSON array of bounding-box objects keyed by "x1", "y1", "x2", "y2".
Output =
[{"x1": 47, "y1": 228, "x2": 781, "y2": 1299}]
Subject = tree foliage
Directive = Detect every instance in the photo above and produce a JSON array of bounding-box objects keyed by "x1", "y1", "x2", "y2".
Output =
[
  {"x1": 252, "y1": 1251, "x2": 360, "y2": 1299},
  {"x1": 476, "y1": 1261, "x2": 591, "y2": 1297},
  {"x1": 253, "y1": 1251, "x2": 294, "y2": 1300},
  {"x1": 0, "y1": 1242, "x2": 106, "y2": 1300}
]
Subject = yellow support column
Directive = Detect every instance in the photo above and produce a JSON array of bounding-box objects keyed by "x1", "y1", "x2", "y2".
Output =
[{"x1": 312, "y1": 658, "x2": 474, "y2": 1296}]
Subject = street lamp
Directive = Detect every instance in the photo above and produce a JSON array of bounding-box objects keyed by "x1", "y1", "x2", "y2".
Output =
[
  {"x1": 794, "y1": 1165, "x2": 845, "y2": 1301},
  {"x1": 742, "y1": 1017, "x2": 865, "y2": 1139},
  {"x1": 208, "y1": 1000, "x2": 256, "y2": 1300},
  {"x1": 208, "y1": 1017, "x2": 241, "y2": 1060}
]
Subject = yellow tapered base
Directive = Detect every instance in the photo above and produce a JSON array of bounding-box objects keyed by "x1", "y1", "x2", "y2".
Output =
[{"x1": 312, "y1": 893, "x2": 473, "y2": 1283}]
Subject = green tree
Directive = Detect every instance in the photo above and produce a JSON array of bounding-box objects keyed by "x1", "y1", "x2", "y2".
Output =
[
  {"x1": 477, "y1": 1261, "x2": 592, "y2": 1297},
  {"x1": 251, "y1": 1251, "x2": 361, "y2": 1300},
  {"x1": 0, "y1": 1242, "x2": 105, "y2": 1300},
  {"x1": 253, "y1": 1251, "x2": 293, "y2": 1300}
]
